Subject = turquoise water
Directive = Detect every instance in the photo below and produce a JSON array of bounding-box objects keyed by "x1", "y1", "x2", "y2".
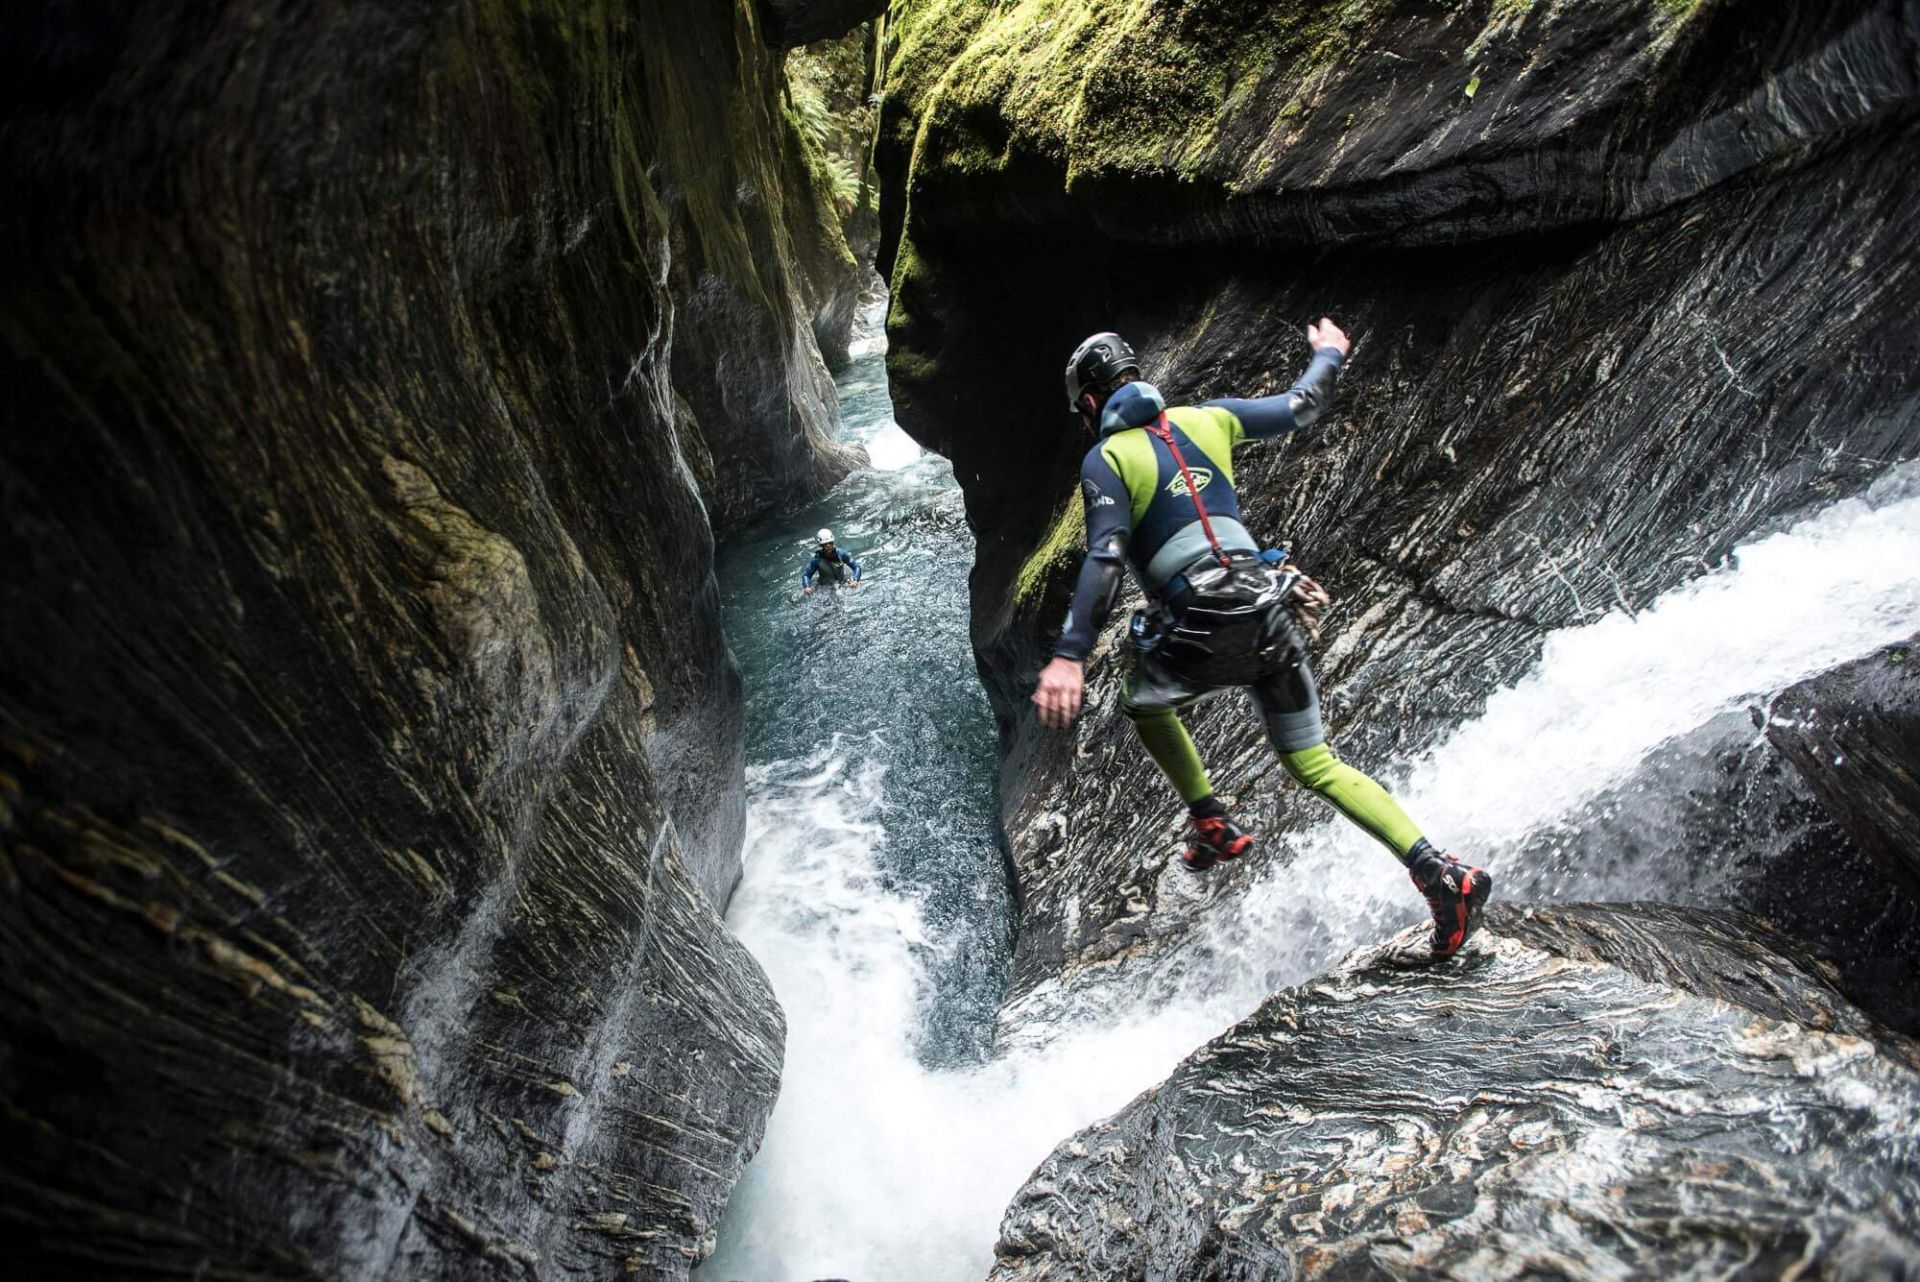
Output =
[
  {"x1": 713, "y1": 312, "x2": 1010, "y2": 1063},
  {"x1": 701, "y1": 308, "x2": 1016, "y2": 1279}
]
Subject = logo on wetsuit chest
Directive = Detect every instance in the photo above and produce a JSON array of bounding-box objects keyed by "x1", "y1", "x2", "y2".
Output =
[{"x1": 1165, "y1": 468, "x2": 1215, "y2": 497}]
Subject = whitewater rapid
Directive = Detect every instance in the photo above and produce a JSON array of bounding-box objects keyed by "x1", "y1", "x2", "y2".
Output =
[{"x1": 700, "y1": 313, "x2": 1920, "y2": 1280}]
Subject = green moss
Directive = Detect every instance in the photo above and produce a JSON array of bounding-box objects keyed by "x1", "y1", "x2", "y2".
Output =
[
  {"x1": 1012, "y1": 491, "x2": 1086, "y2": 608},
  {"x1": 885, "y1": 0, "x2": 1395, "y2": 196},
  {"x1": 884, "y1": 0, "x2": 1750, "y2": 199},
  {"x1": 879, "y1": 0, "x2": 1398, "y2": 376},
  {"x1": 784, "y1": 102, "x2": 859, "y2": 255},
  {"x1": 886, "y1": 345, "x2": 940, "y2": 386},
  {"x1": 882, "y1": 208, "x2": 938, "y2": 368},
  {"x1": 1645, "y1": 0, "x2": 1708, "y2": 55},
  {"x1": 885, "y1": 235, "x2": 926, "y2": 330},
  {"x1": 785, "y1": 38, "x2": 875, "y2": 216}
]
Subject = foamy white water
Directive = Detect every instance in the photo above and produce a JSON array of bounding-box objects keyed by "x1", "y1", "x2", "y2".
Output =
[
  {"x1": 1160, "y1": 461, "x2": 1920, "y2": 1020},
  {"x1": 707, "y1": 447, "x2": 1920, "y2": 1279},
  {"x1": 704, "y1": 737, "x2": 1225, "y2": 1281},
  {"x1": 862, "y1": 420, "x2": 922, "y2": 471}
]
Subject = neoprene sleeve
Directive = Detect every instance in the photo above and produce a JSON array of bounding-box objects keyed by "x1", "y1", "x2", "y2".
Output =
[
  {"x1": 1201, "y1": 346, "x2": 1343, "y2": 439},
  {"x1": 1055, "y1": 450, "x2": 1133, "y2": 660}
]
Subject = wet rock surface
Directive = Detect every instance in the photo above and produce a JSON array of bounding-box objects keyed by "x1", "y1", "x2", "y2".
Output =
[
  {"x1": 1, "y1": 1, "x2": 866, "y2": 1277},
  {"x1": 990, "y1": 903, "x2": 1920, "y2": 1281},
  {"x1": 1525, "y1": 707, "x2": 1920, "y2": 1036},
  {"x1": 1769, "y1": 634, "x2": 1920, "y2": 900},
  {"x1": 876, "y1": 0, "x2": 1920, "y2": 1022}
]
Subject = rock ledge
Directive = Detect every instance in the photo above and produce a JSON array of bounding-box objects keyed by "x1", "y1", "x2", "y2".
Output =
[{"x1": 993, "y1": 902, "x2": 1920, "y2": 1281}]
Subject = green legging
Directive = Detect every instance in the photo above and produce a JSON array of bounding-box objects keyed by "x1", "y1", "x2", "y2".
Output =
[{"x1": 1123, "y1": 699, "x2": 1426, "y2": 861}]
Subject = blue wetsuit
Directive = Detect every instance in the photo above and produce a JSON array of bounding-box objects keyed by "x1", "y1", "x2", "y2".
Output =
[{"x1": 803, "y1": 547, "x2": 862, "y2": 588}]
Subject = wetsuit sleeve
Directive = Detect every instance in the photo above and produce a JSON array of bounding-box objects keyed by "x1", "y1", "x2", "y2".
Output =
[
  {"x1": 1202, "y1": 346, "x2": 1344, "y2": 441},
  {"x1": 802, "y1": 554, "x2": 821, "y2": 587},
  {"x1": 840, "y1": 549, "x2": 862, "y2": 581},
  {"x1": 1055, "y1": 449, "x2": 1133, "y2": 662}
]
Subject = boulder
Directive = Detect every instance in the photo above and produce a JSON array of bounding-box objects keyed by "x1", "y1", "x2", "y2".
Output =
[
  {"x1": 1769, "y1": 635, "x2": 1920, "y2": 901},
  {"x1": 992, "y1": 903, "x2": 1920, "y2": 1280}
]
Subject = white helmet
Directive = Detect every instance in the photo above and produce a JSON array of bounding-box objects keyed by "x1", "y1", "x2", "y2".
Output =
[{"x1": 817, "y1": 528, "x2": 834, "y2": 544}]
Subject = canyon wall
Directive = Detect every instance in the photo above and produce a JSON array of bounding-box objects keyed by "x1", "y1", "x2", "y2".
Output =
[
  {"x1": 1, "y1": 1, "x2": 869, "y2": 1277},
  {"x1": 876, "y1": 0, "x2": 1920, "y2": 1269}
]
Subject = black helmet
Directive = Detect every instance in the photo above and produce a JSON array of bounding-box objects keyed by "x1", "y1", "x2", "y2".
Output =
[{"x1": 1065, "y1": 331, "x2": 1140, "y2": 411}]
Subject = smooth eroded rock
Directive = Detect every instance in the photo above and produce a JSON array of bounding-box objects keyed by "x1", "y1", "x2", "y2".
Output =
[
  {"x1": 0, "y1": 0, "x2": 866, "y2": 1276},
  {"x1": 991, "y1": 903, "x2": 1920, "y2": 1281}
]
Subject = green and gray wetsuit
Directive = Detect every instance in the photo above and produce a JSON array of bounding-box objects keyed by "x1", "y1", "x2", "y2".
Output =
[{"x1": 1055, "y1": 356, "x2": 1428, "y2": 860}]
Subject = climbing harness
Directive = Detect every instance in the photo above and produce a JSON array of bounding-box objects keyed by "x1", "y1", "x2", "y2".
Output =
[{"x1": 1144, "y1": 411, "x2": 1332, "y2": 643}]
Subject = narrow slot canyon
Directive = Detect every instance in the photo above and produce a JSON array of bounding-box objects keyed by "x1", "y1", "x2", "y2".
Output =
[{"x1": 4, "y1": 2, "x2": 1919, "y2": 1280}]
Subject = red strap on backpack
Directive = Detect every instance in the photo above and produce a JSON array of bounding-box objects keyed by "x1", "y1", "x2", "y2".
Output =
[{"x1": 1147, "y1": 413, "x2": 1232, "y2": 568}]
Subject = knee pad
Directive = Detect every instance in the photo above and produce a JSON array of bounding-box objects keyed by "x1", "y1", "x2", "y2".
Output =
[{"x1": 1120, "y1": 672, "x2": 1167, "y2": 724}]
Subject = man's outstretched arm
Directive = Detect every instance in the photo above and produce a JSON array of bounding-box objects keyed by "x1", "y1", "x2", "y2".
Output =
[
  {"x1": 1203, "y1": 317, "x2": 1351, "y2": 440},
  {"x1": 1035, "y1": 450, "x2": 1132, "y2": 727}
]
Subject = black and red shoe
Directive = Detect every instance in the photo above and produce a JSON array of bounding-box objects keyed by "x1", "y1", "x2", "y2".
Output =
[
  {"x1": 1409, "y1": 850, "x2": 1493, "y2": 957},
  {"x1": 1181, "y1": 814, "x2": 1254, "y2": 871}
]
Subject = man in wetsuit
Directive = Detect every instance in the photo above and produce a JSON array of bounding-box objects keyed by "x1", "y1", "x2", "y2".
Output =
[
  {"x1": 1030, "y1": 320, "x2": 1493, "y2": 957},
  {"x1": 802, "y1": 528, "x2": 863, "y2": 595}
]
